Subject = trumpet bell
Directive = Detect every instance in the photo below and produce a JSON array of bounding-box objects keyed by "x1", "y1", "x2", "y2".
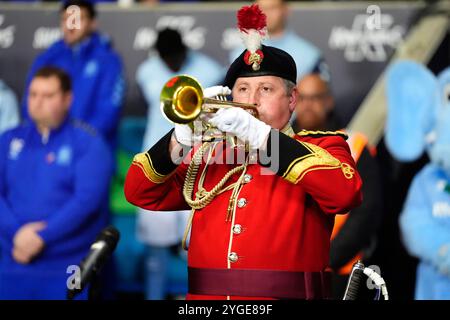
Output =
[
  {"x1": 160, "y1": 75, "x2": 203, "y2": 124},
  {"x1": 160, "y1": 74, "x2": 257, "y2": 126}
]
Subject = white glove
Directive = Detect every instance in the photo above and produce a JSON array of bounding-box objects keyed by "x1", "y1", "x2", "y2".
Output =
[
  {"x1": 173, "y1": 86, "x2": 231, "y2": 146},
  {"x1": 203, "y1": 86, "x2": 231, "y2": 99},
  {"x1": 208, "y1": 107, "x2": 271, "y2": 150},
  {"x1": 173, "y1": 123, "x2": 194, "y2": 146}
]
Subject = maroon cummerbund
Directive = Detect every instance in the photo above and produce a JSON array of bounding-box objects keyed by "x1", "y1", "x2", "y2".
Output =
[{"x1": 188, "y1": 267, "x2": 331, "y2": 299}]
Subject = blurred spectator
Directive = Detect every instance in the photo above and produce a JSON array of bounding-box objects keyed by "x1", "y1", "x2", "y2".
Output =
[
  {"x1": 229, "y1": 0, "x2": 329, "y2": 82},
  {"x1": 0, "y1": 80, "x2": 20, "y2": 135},
  {"x1": 294, "y1": 73, "x2": 382, "y2": 299},
  {"x1": 0, "y1": 67, "x2": 112, "y2": 299},
  {"x1": 21, "y1": 0, "x2": 125, "y2": 157},
  {"x1": 135, "y1": 27, "x2": 224, "y2": 300}
]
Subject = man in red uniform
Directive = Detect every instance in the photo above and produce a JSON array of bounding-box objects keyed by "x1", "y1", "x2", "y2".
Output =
[{"x1": 124, "y1": 41, "x2": 362, "y2": 299}]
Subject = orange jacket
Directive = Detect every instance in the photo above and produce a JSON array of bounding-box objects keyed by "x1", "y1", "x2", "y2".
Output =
[{"x1": 331, "y1": 131, "x2": 372, "y2": 275}]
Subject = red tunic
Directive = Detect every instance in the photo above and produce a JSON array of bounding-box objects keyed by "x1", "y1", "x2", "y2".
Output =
[{"x1": 124, "y1": 128, "x2": 363, "y2": 299}]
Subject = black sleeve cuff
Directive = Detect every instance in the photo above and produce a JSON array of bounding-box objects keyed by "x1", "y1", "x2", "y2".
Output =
[
  {"x1": 131, "y1": 129, "x2": 185, "y2": 184},
  {"x1": 146, "y1": 128, "x2": 180, "y2": 175}
]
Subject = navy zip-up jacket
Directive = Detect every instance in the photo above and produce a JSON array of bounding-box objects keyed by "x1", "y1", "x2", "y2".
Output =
[{"x1": 0, "y1": 119, "x2": 112, "y2": 271}]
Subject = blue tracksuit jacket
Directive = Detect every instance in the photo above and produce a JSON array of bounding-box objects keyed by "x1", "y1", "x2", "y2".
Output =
[{"x1": 0, "y1": 119, "x2": 112, "y2": 299}]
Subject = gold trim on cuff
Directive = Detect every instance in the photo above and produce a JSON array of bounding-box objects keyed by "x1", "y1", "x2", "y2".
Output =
[
  {"x1": 296, "y1": 129, "x2": 348, "y2": 140},
  {"x1": 282, "y1": 142, "x2": 342, "y2": 184},
  {"x1": 132, "y1": 152, "x2": 170, "y2": 184}
]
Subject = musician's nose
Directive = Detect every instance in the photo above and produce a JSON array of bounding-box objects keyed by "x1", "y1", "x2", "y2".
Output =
[{"x1": 249, "y1": 88, "x2": 260, "y2": 107}]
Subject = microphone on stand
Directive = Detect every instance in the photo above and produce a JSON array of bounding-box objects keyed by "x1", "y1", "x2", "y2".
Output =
[
  {"x1": 343, "y1": 260, "x2": 389, "y2": 300},
  {"x1": 343, "y1": 260, "x2": 365, "y2": 300}
]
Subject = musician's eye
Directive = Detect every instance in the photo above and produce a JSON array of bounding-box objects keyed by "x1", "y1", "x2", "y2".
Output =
[
  {"x1": 261, "y1": 86, "x2": 272, "y2": 93},
  {"x1": 237, "y1": 86, "x2": 248, "y2": 93}
]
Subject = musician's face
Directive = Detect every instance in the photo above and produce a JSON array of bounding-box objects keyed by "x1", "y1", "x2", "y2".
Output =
[{"x1": 232, "y1": 76, "x2": 297, "y2": 130}]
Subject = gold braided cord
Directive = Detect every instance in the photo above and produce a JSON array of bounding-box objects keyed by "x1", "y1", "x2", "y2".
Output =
[
  {"x1": 182, "y1": 142, "x2": 247, "y2": 210},
  {"x1": 225, "y1": 164, "x2": 248, "y2": 221},
  {"x1": 181, "y1": 208, "x2": 195, "y2": 251}
]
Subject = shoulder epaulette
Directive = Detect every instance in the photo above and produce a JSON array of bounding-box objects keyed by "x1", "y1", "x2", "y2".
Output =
[
  {"x1": 71, "y1": 119, "x2": 98, "y2": 136},
  {"x1": 296, "y1": 130, "x2": 348, "y2": 140}
]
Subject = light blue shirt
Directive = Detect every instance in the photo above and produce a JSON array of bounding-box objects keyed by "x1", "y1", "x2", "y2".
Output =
[
  {"x1": 229, "y1": 30, "x2": 322, "y2": 82},
  {"x1": 136, "y1": 51, "x2": 225, "y2": 151}
]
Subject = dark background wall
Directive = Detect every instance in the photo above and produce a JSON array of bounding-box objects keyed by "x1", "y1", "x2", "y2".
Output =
[
  {"x1": 2, "y1": 2, "x2": 444, "y2": 300},
  {"x1": 0, "y1": 2, "x2": 423, "y2": 124}
]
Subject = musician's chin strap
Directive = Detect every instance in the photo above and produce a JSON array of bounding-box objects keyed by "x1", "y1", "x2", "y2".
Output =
[{"x1": 343, "y1": 260, "x2": 389, "y2": 300}]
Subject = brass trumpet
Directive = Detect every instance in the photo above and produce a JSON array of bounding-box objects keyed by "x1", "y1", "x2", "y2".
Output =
[{"x1": 160, "y1": 75, "x2": 258, "y2": 125}]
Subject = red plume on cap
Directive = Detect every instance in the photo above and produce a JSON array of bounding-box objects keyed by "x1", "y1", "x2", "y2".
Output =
[
  {"x1": 236, "y1": 4, "x2": 268, "y2": 71},
  {"x1": 237, "y1": 4, "x2": 267, "y2": 33}
]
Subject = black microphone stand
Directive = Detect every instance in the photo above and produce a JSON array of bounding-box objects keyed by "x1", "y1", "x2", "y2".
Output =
[{"x1": 67, "y1": 225, "x2": 120, "y2": 300}]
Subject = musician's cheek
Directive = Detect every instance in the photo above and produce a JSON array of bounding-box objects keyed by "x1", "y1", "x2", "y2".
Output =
[{"x1": 257, "y1": 112, "x2": 269, "y2": 126}]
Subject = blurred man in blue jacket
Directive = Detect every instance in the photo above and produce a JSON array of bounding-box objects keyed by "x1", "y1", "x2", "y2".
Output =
[
  {"x1": 0, "y1": 66, "x2": 112, "y2": 299},
  {"x1": 22, "y1": 0, "x2": 125, "y2": 156}
]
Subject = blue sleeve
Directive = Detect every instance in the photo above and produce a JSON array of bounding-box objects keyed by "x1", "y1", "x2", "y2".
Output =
[
  {"x1": 399, "y1": 169, "x2": 450, "y2": 270},
  {"x1": 0, "y1": 132, "x2": 22, "y2": 245},
  {"x1": 88, "y1": 53, "x2": 125, "y2": 138},
  {"x1": 38, "y1": 135, "x2": 112, "y2": 245}
]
